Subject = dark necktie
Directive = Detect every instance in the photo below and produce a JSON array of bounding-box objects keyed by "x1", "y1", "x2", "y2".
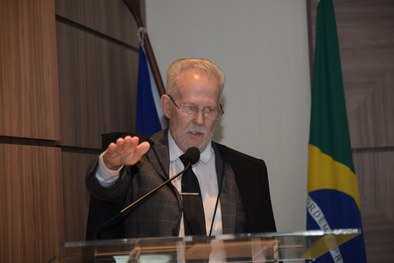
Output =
[{"x1": 180, "y1": 154, "x2": 206, "y2": 236}]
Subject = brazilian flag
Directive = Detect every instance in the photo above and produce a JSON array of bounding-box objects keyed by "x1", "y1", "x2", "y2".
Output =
[{"x1": 307, "y1": 0, "x2": 367, "y2": 262}]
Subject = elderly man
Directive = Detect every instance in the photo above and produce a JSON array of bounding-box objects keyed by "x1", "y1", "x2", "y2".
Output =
[{"x1": 86, "y1": 58, "x2": 276, "y2": 238}]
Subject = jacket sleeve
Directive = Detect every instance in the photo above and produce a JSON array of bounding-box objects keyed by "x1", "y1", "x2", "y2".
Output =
[{"x1": 85, "y1": 158, "x2": 137, "y2": 205}]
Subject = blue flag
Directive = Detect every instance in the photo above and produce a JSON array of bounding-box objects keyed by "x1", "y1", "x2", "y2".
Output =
[
  {"x1": 136, "y1": 45, "x2": 164, "y2": 135},
  {"x1": 307, "y1": 0, "x2": 367, "y2": 262}
]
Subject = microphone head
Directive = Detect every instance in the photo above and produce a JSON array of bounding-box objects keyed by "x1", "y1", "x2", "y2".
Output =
[{"x1": 184, "y1": 147, "x2": 200, "y2": 165}]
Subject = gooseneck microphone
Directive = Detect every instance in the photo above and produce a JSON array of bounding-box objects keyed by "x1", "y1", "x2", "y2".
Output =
[
  {"x1": 178, "y1": 147, "x2": 200, "y2": 167},
  {"x1": 93, "y1": 147, "x2": 200, "y2": 239}
]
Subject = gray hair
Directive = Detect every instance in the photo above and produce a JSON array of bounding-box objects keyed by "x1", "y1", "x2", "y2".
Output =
[{"x1": 165, "y1": 58, "x2": 225, "y2": 100}]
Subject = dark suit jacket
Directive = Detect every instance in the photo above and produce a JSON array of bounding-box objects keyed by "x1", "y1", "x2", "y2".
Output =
[{"x1": 86, "y1": 130, "x2": 276, "y2": 239}]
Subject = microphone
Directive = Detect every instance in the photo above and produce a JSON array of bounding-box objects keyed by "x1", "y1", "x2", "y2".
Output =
[
  {"x1": 93, "y1": 147, "x2": 200, "y2": 239},
  {"x1": 179, "y1": 147, "x2": 200, "y2": 167}
]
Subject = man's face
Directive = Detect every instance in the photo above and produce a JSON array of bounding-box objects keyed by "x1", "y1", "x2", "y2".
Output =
[{"x1": 161, "y1": 69, "x2": 222, "y2": 152}]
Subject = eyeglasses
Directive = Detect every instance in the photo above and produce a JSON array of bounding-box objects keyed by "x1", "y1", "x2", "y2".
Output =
[{"x1": 167, "y1": 95, "x2": 224, "y2": 120}]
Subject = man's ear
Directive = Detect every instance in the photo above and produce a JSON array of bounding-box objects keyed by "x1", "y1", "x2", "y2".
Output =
[{"x1": 161, "y1": 95, "x2": 171, "y2": 119}]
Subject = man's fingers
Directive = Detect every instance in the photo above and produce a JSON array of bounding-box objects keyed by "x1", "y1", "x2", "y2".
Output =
[
  {"x1": 121, "y1": 141, "x2": 150, "y2": 165},
  {"x1": 107, "y1": 136, "x2": 137, "y2": 155},
  {"x1": 135, "y1": 141, "x2": 151, "y2": 157},
  {"x1": 121, "y1": 136, "x2": 138, "y2": 151},
  {"x1": 104, "y1": 136, "x2": 150, "y2": 167}
]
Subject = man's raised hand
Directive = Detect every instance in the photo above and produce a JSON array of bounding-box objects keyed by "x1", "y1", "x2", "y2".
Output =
[{"x1": 103, "y1": 136, "x2": 150, "y2": 170}]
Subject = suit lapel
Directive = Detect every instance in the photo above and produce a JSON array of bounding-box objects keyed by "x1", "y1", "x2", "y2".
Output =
[
  {"x1": 147, "y1": 130, "x2": 170, "y2": 179},
  {"x1": 213, "y1": 144, "x2": 238, "y2": 234}
]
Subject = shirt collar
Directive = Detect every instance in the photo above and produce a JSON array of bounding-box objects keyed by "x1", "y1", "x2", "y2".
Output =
[{"x1": 168, "y1": 131, "x2": 213, "y2": 164}]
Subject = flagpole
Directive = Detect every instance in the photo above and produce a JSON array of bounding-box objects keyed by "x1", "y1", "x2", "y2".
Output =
[{"x1": 123, "y1": 0, "x2": 166, "y2": 96}]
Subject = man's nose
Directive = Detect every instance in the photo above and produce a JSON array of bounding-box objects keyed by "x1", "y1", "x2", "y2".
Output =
[{"x1": 192, "y1": 109, "x2": 205, "y2": 124}]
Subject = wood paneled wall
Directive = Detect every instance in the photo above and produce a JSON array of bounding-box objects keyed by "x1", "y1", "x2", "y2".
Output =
[
  {"x1": 0, "y1": 145, "x2": 63, "y2": 262},
  {"x1": 0, "y1": 0, "x2": 64, "y2": 262},
  {"x1": 0, "y1": 0, "x2": 60, "y2": 140},
  {"x1": 307, "y1": 0, "x2": 394, "y2": 262},
  {"x1": 0, "y1": 0, "x2": 141, "y2": 261},
  {"x1": 55, "y1": 0, "x2": 141, "y2": 242}
]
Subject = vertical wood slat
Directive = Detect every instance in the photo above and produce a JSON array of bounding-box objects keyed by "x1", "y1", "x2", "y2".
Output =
[
  {"x1": 354, "y1": 151, "x2": 394, "y2": 262},
  {"x1": 0, "y1": 0, "x2": 60, "y2": 140},
  {"x1": 62, "y1": 152, "x2": 97, "y2": 241},
  {"x1": 55, "y1": 0, "x2": 139, "y2": 48},
  {"x1": 56, "y1": 22, "x2": 137, "y2": 149},
  {"x1": 0, "y1": 0, "x2": 141, "y2": 260},
  {"x1": 0, "y1": 0, "x2": 65, "y2": 262},
  {"x1": 55, "y1": 0, "x2": 141, "y2": 242},
  {"x1": 0, "y1": 144, "x2": 65, "y2": 262}
]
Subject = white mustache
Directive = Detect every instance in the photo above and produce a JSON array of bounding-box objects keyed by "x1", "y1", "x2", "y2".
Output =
[{"x1": 187, "y1": 126, "x2": 206, "y2": 134}]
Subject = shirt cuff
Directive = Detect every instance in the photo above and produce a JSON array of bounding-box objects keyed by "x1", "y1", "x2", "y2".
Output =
[{"x1": 95, "y1": 153, "x2": 123, "y2": 187}]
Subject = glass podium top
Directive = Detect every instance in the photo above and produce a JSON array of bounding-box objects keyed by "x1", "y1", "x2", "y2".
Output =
[{"x1": 57, "y1": 229, "x2": 360, "y2": 262}]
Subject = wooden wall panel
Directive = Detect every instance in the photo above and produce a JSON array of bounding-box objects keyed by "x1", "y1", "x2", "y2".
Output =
[
  {"x1": 0, "y1": 0, "x2": 65, "y2": 262},
  {"x1": 56, "y1": 21, "x2": 138, "y2": 149},
  {"x1": 55, "y1": 0, "x2": 139, "y2": 47},
  {"x1": 0, "y1": 0, "x2": 141, "y2": 260},
  {"x1": 0, "y1": 144, "x2": 64, "y2": 262},
  {"x1": 346, "y1": 71, "x2": 394, "y2": 148},
  {"x1": 337, "y1": 0, "x2": 394, "y2": 149},
  {"x1": 354, "y1": 151, "x2": 394, "y2": 262},
  {"x1": 354, "y1": 151, "x2": 394, "y2": 222},
  {"x1": 55, "y1": 0, "x2": 141, "y2": 246},
  {"x1": 307, "y1": 0, "x2": 394, "y2": 262},
  {"x1": 62, "y1": 152, "x2": 97, "y2": 241},
  {"x1": 0, "y1": 0, "x2": 60, "y2": 140}
]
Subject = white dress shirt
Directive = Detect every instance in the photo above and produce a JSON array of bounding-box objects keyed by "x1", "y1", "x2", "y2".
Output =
[{"x1": 167, "y1": 133, "x2": 223, "y2": 237}]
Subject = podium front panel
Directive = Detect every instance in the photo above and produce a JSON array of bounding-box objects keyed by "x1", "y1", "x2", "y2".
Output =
[{"x1": 57, "y1": 229, "x2": 360, "y2": 262}]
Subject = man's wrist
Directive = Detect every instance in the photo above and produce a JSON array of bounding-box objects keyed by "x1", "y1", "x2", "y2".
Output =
[{"x1": 99, "y1": 153, "x2": 123, "y2": 178}]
